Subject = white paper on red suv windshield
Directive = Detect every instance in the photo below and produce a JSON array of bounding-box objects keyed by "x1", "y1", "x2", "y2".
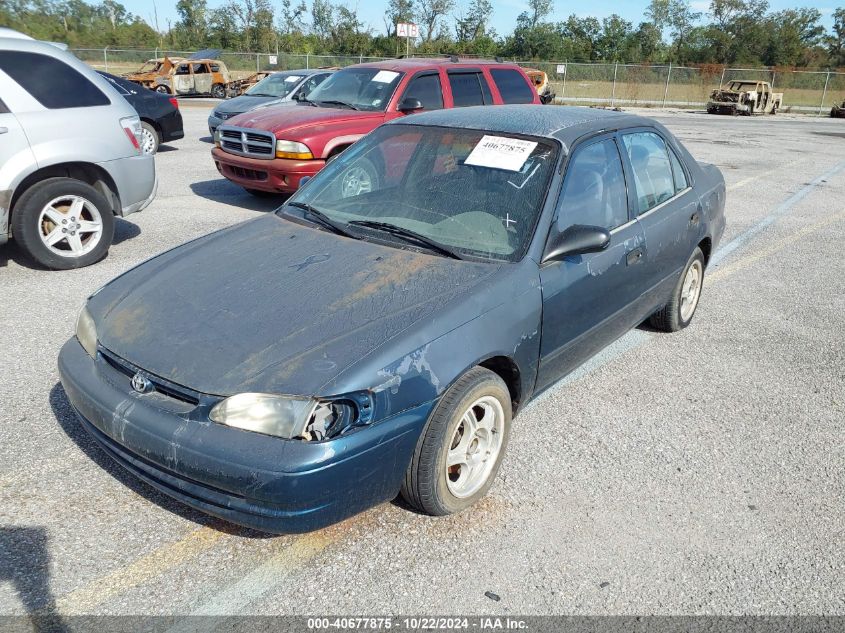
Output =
[{"x1": 465, "y1": 135, "x2": 538, "y2": 172}]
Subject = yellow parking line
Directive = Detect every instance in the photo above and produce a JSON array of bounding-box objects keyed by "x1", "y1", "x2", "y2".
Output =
[
  {"x1": 727, "y1": 173, "x2": 765, "y2": 191},
  {"x1": 54, "y1": 526, "x2": 224, "y2": 613},
  {"x1": 709, "y1": 210, "x2": 845, "y2": 283}
]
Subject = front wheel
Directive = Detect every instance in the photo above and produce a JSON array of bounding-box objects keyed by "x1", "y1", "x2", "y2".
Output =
[
  {"x1": 155, "y1": 85, "x2": 170, "y2": 94},
  {"x1": 11, "y1": 177, "x2": 115, "y2": 270},
  {"x1": 211, "y1": 84, "x2": 226, "y2": 99},
  {"x1": 401, "y1": 367, "x2": 511, "y2": 516},
  {"x1": 650, "y1": 247, "x2": 705, "y2": 332}
]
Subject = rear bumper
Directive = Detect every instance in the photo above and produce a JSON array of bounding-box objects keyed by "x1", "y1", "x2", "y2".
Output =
[
  {"x1": 212, "y1": 147, "x2": 324, "y2": 193},
  {"x1": 58, "y1": 338, "x2": 433, "y2": 533},
  {"x1": 98, "y1": 153, "x2": 157, "y2": 216},
  {"x1": 159, "y1": 110, "x2": 184, "y2": 143}
]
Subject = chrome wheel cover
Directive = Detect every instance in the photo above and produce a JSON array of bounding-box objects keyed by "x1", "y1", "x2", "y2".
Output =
[
  {"x1": 140, "y1": 126, "x2": 157, "y2": 154},
  {"x1": 37, "y1": 195, "x2": 103, "y2": 258},
  {"x1": 340, "y1": 165, "x2": 374, "y2": 198},
  {"x1": 446, "y1": 395, "x2": 505, "y2": 499},
  {"x1": 680, "y1": 259, "x2": 703, "y2": 321}
]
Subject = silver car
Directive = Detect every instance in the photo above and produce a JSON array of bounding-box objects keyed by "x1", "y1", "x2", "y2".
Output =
[
  {"x1": 207, "y1": 69, "x2": 333, "y2": 135},
  {"x1": 0, "y1": 28, "x2": 156, "y2": 269}
]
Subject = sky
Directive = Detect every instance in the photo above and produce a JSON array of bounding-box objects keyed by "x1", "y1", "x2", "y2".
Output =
[{"x1": 124, "y1": 0, "x2": 839, "y2": 38}]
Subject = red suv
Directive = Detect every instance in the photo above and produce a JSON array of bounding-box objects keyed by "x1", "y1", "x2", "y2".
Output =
[{"x1": 212, "y1": 58, "x2": 540, "y2": 195}]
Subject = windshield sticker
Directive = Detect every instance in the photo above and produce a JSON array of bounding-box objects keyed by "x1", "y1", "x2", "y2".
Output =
[
  {"x1": 465, "y1": 135, "x2": 539, "y2": 172},
  {"x1": 372, "y1": 70, "x2": 400, "y2": 84},
  {"x1": 284, "y1": 75, "x2": 302, "y2": 82}
]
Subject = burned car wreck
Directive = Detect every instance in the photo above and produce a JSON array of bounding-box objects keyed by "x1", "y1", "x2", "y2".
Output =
[{"x1": 59, "y1": 106, "x2": 725, "y2": 533}]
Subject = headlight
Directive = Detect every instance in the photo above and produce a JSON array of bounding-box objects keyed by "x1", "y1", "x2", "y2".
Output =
[
  {"x1": 209, "y1": 393, "x2": 355, "y2": 440},
  {"x1": 76, "y1": 304, "x2": 97, "y2": 358},
  {"x1": 275, "y1": 140, "x2": 313, "y2": 160}
]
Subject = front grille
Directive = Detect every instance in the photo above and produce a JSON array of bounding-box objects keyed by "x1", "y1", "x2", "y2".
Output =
[
  {"x1": 219, "y1": 126, "x2": 275, "y2": 159},
  {"x1": 225, "y1": 165, "x2": 268, "y2": 181},
  {"x1": 98, "y1": 347, "x2": 201, "y2": 405}
]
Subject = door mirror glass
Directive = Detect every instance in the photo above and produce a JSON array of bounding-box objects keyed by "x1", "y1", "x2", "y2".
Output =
[
  {"x1": 543, "y1": 224, "x2": 610, "y2": 262},
  {"x1": 398, "y1": 97, "x2": 424, "y2": 113}
]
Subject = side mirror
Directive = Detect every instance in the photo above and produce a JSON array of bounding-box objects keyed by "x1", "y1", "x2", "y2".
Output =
[
  {"x1": 398, "y1": 97, "x2": 424, "y2": 114},
  {"x1": 543, "y1": 224, "x2": 611, "y2": 262}
]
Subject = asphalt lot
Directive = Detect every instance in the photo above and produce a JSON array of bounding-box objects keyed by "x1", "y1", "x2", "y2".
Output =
[{"x1": 0, "y1": 104, "x2": 843, "y2": 619}]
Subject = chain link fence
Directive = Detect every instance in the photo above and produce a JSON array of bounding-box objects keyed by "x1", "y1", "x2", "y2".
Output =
[{"x1": 71, "y1": 47, "x2": 845, "y2": 115}]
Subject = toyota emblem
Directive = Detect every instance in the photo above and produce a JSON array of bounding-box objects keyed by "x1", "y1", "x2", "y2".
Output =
[{"x1": 131, "y1": 373, "x2": 153, "y2": 394}]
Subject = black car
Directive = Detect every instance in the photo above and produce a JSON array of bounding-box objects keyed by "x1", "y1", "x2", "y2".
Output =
[{"x1": 99, "y1": 71, "x2": 184, "y2": 154}]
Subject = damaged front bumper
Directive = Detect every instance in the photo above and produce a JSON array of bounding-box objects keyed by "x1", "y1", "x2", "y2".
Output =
[{"x1": 58, "y1": 338, "x2": 434, "y2": 533}]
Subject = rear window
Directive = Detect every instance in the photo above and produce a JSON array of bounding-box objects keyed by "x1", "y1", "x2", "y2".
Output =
[
  {"x1": 448, "y1": 71, "x2": 490, "y2": 107},
  {"x1": 490, "y1": 68, "x2": 535, "y2": 104},
  {"x1": 0, "y1": 51, "x2": 110, "y2": 109}
]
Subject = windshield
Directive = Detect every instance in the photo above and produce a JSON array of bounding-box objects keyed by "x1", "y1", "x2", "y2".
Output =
[
  {"x1": 304, "y1": 67, "x2": 404, "y2": 111},
  {"x1": 281, "y1": 124, "x2": 558, "y2": 262},
  {"x1": 728, "y1": 82, "x2": 758, "y2": 91},
  {"x1": 246, "y1": 72, "x2": 304, "y2": 97}
]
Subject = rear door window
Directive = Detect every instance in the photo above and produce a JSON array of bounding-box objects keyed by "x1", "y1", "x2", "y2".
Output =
[
  {"x1": 402, "y1": 73, "x2": 443, "y2": 110},
  {"x1": 448, "y1": 71, "x2": 489, "y2": 107},
  {"x1": 490, "y1": 68, "x2": 535, "y2": 104},
  {"x1": 668, "y1": 146, "x2": 688, "y2": 192},
  {"x1": 0, "y1": 51, "x2": 110, "y2": 109}
]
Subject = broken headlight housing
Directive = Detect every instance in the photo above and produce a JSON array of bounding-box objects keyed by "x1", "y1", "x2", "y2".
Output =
[
  {"x1": 76, "y1": 304, "x2": 97, "y2": 358},
  {"x1": 209, "y1": 393, "x2": 355, "y2": 441}
]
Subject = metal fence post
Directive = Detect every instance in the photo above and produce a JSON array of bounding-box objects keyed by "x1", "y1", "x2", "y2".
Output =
[
  {"x1": 256, "y1": 54, "x2": 260, "y2": 73},
  {"x1": 719, "y1": 66, "x2": 725, "y2": 88},
  {"x1": 611, "y1": 62, "x2": 618, "y2": 107},
  {"x1": 819, "y1": 70, "x2": 831, "y2": 116},
  {"x1": 103, "y1": 46, "x2": 108, "y2": 72},
  {"x1": 562, "y1": 61, "x2": 567, "y2": 100},
  {"x1": 662, "y1": 62, "x2": 672, "y2": 108},
  {"x1": 306, "y1": 53, "x2": 309, "y2": 69}
]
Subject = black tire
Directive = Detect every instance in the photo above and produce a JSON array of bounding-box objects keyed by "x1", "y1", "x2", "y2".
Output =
[
  {"x1": 12, "y1": 177, "x2": 115, "y2": 270},
  {"x1": 140, "y1": 121, "x2": 160, "y2": 154},
  {"x1": 401, "y1": 367, "x2": 512, "y2": 516},
  {"x1": 155, "y1": 85, "x2": 170, "y2": 94},
  {"x1": 243, "y1": 188, "x2": 279, "y2": 197},
  {"x1": 211, "y1": 84, "x2": 226, "y2": 99},
  {"x1": 649, "y1": 247, "x2": 705, "y2": 332}
]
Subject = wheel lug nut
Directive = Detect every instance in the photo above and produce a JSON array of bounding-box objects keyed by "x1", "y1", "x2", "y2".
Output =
[{"x1": 62, "y1": 219, "x2": 67, "y2": 224}]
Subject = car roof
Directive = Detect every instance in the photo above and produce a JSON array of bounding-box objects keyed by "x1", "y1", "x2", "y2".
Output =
[
  {"x1": 271, "y1": 68, "x2": 334, "y2": 76},
  {"x1": 353, "y1": 57, "x2": 523, "y2": 72},
  {"x1": 394, "y1": 105, "x2": 654, "y2": 147}
]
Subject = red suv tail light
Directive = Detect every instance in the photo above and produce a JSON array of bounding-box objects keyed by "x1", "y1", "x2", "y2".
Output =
[
  {"x1": 169, "y1": 97, "x2": 179, "y2": 109},
  {"x1": 120, "y1": 116, "x2": 142, "y2": 154}
]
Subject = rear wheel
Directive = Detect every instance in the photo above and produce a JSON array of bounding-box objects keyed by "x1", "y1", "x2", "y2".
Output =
[
  {"x1": 12, "y1": 178, "x2": 115, "y2": 270},
  {"x1": 211, "y1": 84, "x2": 226, "y2": 99},
  {"x1": 401, "y1": 367, "x2": 511, "y2": 516},
  {"x1": 649, "y1": 247, "x2": 705, "y2": 332},
  {"x1": 140, "y1": 122, "x2": 160, "y2": 154}
]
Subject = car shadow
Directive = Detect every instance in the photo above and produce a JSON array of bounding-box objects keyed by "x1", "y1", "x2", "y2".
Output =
[
  {"x1": 48, "y1": 383, "x2": 272, "y2": 540},
  {"x1": 156, "y1": 144, "x2": 179, "y2": 153},
  {"x1": 0, "y1": 525, "x2": 69, "y2": 632},
  {"x1": 113, "y1": 217, "x2": 141, "y2": 245},
  {"x1": 199, "y1": 136, "x2": 213, "y2": 144},
  {"x1": 190, "y1": 179, "x2": 287, "y2": 212}
]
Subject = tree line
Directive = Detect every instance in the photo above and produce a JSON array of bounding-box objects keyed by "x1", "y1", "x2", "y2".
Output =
[{"x1": 2, "y1": 0, "x2": 845, "y2": 68}]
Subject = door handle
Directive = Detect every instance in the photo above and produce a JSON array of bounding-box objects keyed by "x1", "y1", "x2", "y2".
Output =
[
  {"x1": 626, "y1": 248, "x2": 644, "y2": 266},
  {"x1": 0, "y1": 127, "x2": 8, "y2": 134}
]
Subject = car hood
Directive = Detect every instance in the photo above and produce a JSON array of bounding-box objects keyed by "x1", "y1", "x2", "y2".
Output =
[
  {"x1": 215, "y1": 94, "x2": 292, "y2": 115},
  {"x1": 90, "y1": 215, "x2": 501, "y2": 397},
  {"x1": 226, "y1": 105, "x2": 384, "y2": 136}
]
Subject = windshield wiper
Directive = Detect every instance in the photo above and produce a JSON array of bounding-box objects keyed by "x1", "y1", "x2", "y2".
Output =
[
  {"x1": 348, "y1": 220, "x2": 463, "y2": 260},
  {"x1": 315, "y1": 99, "x2": 360, "y2": 111},
  {"x1": 287, "y1": 201, "x2": 356, "y2": 238}
]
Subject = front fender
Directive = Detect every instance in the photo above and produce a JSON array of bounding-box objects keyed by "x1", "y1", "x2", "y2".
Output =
[{"x1": 322, "y1": 260, "x2": 543, "y2": 422}]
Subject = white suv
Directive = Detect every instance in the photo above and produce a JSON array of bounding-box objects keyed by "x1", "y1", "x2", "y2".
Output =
[{"x1": 0, "y1": 28, "x2": 157, "y2": 269}]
